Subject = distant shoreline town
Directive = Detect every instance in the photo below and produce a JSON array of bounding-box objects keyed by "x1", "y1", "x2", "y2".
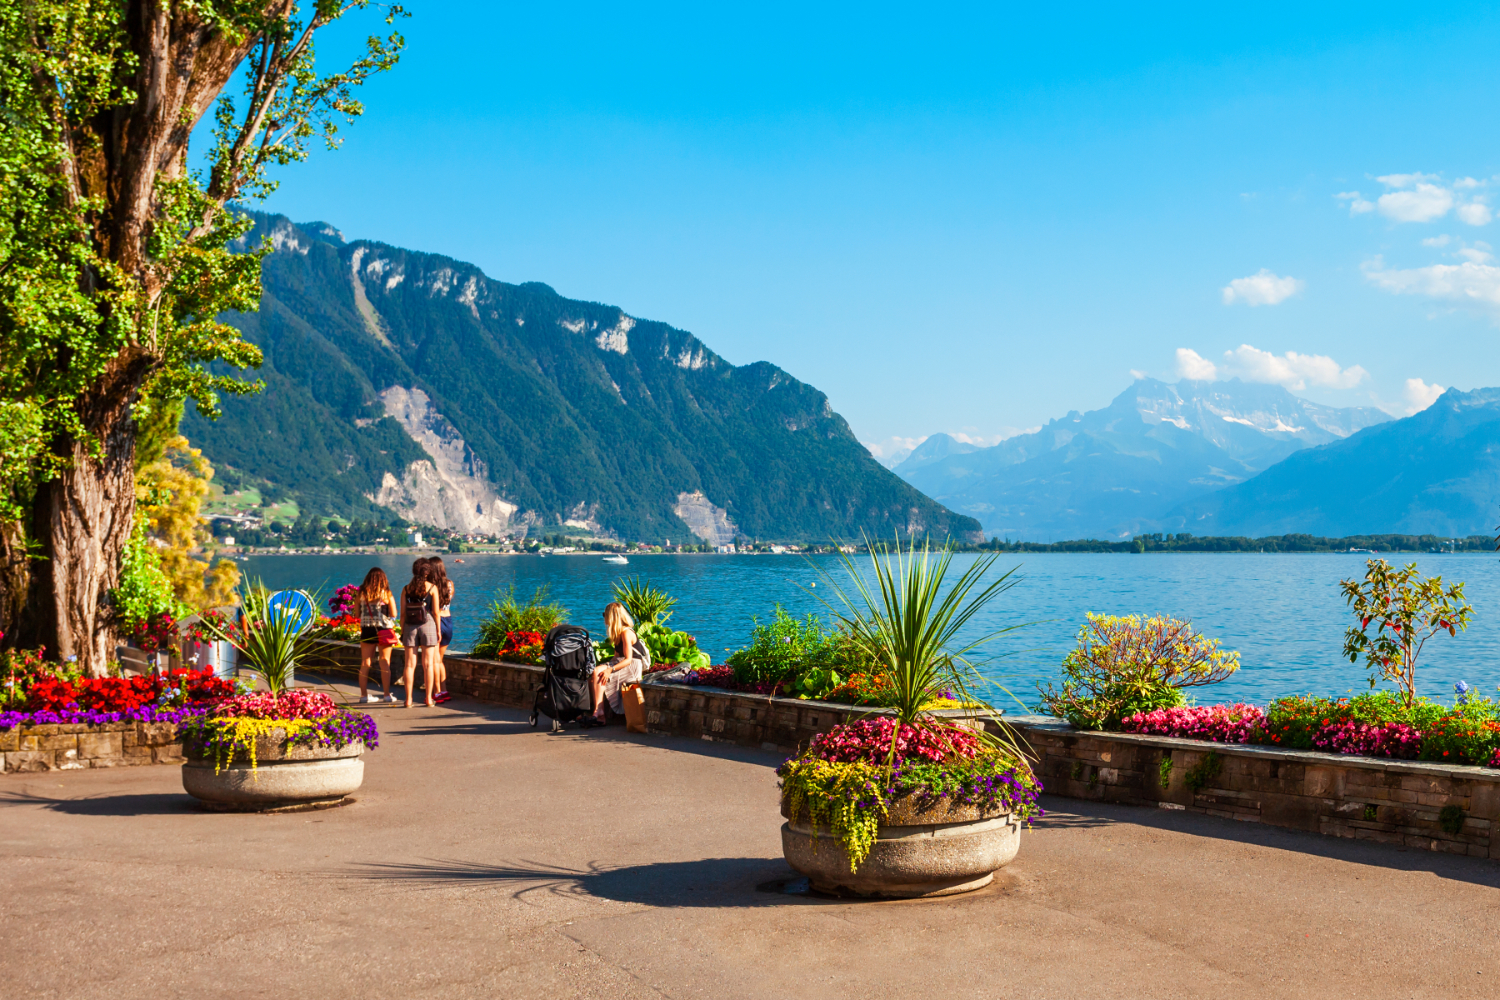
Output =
[{"x1": 208, "y1": 532, "x2": 1496, "y2": 557}]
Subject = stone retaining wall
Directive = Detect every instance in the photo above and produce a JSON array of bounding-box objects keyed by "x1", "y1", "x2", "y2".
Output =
[
  {"x1": 1009, "y1": 717, "x2": 1500, "y2": 860},
  {"x1": 1, "y1": 721, "x2": 183, "y2": 773}
]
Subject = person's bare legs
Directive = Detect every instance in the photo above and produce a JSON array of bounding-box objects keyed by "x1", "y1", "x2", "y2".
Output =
[
  {"x1": 359, "y1": 642, "x2": 375, "y2": 699},
  {"x1": 378, "y1": 645, "x2": 393, "y2": 698},
  {"x1": 436, "y1": 643, "x2": 448, "y2": 697},
  {"x1": 402, "y1": 645, "x2": 416, "y2": 708},
  {"x1": 590, "y1": 666, "x2": 609, "y2": 720},
  {"x1": 423, "y1": 646, "x2": 436, "y2": 707}
]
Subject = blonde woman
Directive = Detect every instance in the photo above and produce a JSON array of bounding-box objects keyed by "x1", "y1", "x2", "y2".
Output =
[
  {"x1": 354, "y1": 567, "x2": 398, "y2": 703},
  {"x1": 590, "y1": 601, "x2": 647, "y2": 723}
]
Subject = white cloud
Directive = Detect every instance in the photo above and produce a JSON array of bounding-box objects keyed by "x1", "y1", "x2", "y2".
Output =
[
  {"x1": 864, "y1": 435, "x2": 927, "y2": 461},
  {"x1": 1377, "y1": 183, "x2": 1454, "y2": 223},
  {"x1": 1220, "y1": 344, "x2": 1368, "y2": 391},
  {"x1": 1221, "y1": 269, "x2": 1305, "y2": 306},
  {"x1": 1337, "y1": 191, "x2": 1375, "y2": 215},
  {"x1": 1402, "y1": 378, "x2": 1445, "y2": 414},
  {"x1": 1376, "y1": 172, "x2": 1439, "y2": 189},
  {"x1": 1348, "y1": 173, "x2": 1491, "y2": 226},
  {"x1": 1363, "y1": 256, "x2": 1500, "y2": 309},
  {"x1": 1128, "y1": 368, "x2": 1147, "y2": 380},
  {"x1": 1458, "y1": 201, "x2": 1493, "y2": 226},
  {"x1": 1457, "y1": 242, "x2": 1494, "y2": 264},
  {"x1": 1175, "y1": 348, "x2": 1219, "y2": 381},
  {"x1": 1421, "y1": 235, "x2": 1451, "y2": 247}
]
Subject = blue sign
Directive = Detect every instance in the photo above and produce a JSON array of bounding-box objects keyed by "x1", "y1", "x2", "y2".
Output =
[{"x1": 267, "y1": 590, "x2": 316, "y2": 634}]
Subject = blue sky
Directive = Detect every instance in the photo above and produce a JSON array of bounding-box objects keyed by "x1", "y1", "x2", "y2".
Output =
[{"x1": 246, "y1": 2, "x2": 1500, "y2": 458}]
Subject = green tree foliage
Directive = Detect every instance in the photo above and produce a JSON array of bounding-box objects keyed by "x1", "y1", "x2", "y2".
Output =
[
  {"x1": 1341, "y1": 559, "x2": 1473, "y2": 710},
  {"x1": 0, "y1": 1, "x2": 404, "y2": 669}
]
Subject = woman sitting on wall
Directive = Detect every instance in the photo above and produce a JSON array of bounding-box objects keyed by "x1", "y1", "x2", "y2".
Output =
[{"x1": 590, "y1": 601, "x2": 647, "y2": 724}]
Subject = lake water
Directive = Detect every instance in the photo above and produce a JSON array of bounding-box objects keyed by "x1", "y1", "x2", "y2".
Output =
[{"x1": 239, "y1": 551, "x2": 1500, "y2": 708}]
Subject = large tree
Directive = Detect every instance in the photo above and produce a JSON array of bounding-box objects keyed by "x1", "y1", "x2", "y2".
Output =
[{"x1": 0, "y1": 1, "x2": 404, "y2": 671}]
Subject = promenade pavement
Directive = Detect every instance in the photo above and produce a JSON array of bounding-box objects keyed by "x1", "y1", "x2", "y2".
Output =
[{"x1": 2, "y1": 696, "x2": 1497, "y2": 999}]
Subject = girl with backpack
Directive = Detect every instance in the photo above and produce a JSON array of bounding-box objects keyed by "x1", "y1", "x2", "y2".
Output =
[{"x1": 400, "y1": 559, "x2": 441, "y2": 708}]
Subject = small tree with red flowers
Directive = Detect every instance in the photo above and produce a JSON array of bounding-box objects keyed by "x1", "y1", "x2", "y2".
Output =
[{"x1": 1340, "y1": 560, "x2": 1472, "y2": 710}]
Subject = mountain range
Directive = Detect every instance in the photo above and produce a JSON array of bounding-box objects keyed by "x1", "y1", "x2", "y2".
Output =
[
  {"x1": 185, "y1": 212, "x2": 980, "y2": 544},
  {"x1": 896, "y1": 378, "x2": 1392, "y2": 539},
  {"x1": 1165, "y1": 386, "x2": 1500, "y2": 537}
]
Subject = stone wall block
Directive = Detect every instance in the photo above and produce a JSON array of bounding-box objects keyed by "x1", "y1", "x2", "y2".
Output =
[
  {"x1": 1304, "y1": 766, "x2": 1345, "y2": 798},
  {"x1": 138, "y1": 722, "x2": 177, "y2": 745},
  {"x1": 7, "y1": 750, "x2": 54, "y2": 771},
  {"x1": 154, "y1": 743, "x2": 184, "y2": 763},
  {"x1": 1471, "y1": 780, "x2": 1500, "y2": 820},
  {"x1": 78, "y1": 732, "x2": 123, "y2": 759},
  {"x1": 0, "y1": 730, "x2": 17, "y2": 752},
  {"x1": 38, "y1": 734, "x2": 79, "y2": 752}
]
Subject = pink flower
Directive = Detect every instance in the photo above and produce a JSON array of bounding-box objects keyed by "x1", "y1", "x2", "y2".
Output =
[
  {"x1": 213, "y1": 690, "x2": 338, "y2": 721},
  {"x1": 1120, "y1": 704, "x2": 1265, "y2": 744},
  {"x1": 805, "y1": 718, "x2": 981, "y2": 766},
  {"x1": 1312, "y1": 720, "x2": 1422, "y2": 759}
]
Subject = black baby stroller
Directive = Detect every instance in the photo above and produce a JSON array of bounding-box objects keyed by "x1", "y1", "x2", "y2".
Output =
[{"x1": 530, "y1": 624, "x2": 597, "y2": 731}]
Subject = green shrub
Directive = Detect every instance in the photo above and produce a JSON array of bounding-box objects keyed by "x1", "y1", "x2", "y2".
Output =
[
  {"x1": 1036, "y1": 613, "x2": 1238, "y2": 731},
  {"x1": 727, "y1": 606, "x2": 831, "y2": 686},
  {"x1": 1417, "y1": 707, "x2": 1500, "y2": 765},
  {"x1": 472, "y1": 586, "x2": 569, "y2": 658}
]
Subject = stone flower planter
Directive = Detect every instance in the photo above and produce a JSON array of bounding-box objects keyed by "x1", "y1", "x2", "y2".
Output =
[
  {"x1": 780, "y1": 796, "x2": 1021, "y2": 898},
  {"x1": 182, "y1": 729, "x2": 365, "y2": 813}
]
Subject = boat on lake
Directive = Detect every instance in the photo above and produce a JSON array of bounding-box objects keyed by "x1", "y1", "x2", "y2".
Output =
[{"x1": 603, "y1": 554, "x2": 628, "y2": 564}]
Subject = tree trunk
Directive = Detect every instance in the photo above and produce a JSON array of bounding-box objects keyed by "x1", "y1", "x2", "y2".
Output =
[
  {"x1": 26, "y1": 364, "x2": 144, "y2": 675},
  {"x1": 0, "y1": 520, "x2": 31, "y2": 641}
]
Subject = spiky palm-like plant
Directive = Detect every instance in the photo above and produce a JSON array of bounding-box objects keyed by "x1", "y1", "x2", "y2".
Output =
[
  {"x1": 812, "y1": 535, "x2": 1026, "y2": 762},
  {"x1": 610, "y1": 576, "x2": 677, "y2": 627},
  {"x1": 200, "y1": 580, "x2": 333, "y2": 695}
]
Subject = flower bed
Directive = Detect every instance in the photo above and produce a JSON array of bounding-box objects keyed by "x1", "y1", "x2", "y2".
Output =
[{"x1": 1120, "y1": 692, "x2": 1500, "y2": 768}]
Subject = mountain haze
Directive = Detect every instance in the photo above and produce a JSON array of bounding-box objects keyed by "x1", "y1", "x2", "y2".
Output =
[
  {"x1": 185, "y1": 213, "x2": 980, "y2": 543},
  {"x1": 896, "y1": 378, "x2": 1390, "y2": 539}
]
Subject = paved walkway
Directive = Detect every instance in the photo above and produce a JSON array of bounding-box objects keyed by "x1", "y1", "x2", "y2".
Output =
[{"x1": 2, "y1": 696, "x2": 1498, "y2": 999}]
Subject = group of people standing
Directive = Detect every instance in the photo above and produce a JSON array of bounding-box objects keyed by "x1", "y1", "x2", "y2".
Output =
[
  {"x1": 350, "y1": 557, "x2": 455, "y2": 707},
  {"x1": 341, "y1": 558, "x2": 643, "y2": 724}
]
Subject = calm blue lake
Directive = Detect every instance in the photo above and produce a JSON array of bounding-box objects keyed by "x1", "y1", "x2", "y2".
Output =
[{"x1": 239, "y1": 551, "x2": 1500, "y2": 708}]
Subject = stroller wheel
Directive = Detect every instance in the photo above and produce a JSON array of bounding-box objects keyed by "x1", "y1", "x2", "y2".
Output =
[
  {"x1": 529, "y1": 711, "x2": 537, "y2": 728},
  {"x1": 551, "y1": 718, "x2": 562, "y2": 733}
]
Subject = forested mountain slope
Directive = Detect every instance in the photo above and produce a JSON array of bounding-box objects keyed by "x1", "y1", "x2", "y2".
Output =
[{"x1": 185, "y1": 213, "x2": 979, "y2": 543}]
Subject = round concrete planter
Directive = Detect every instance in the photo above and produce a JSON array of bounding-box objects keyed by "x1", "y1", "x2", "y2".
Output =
[
  {"x1": 780, "y1": 796, "x2": 1021, "y2": 898},
  {"x1": 182, "y1": 730, "x2": 365, "y2": 813}
]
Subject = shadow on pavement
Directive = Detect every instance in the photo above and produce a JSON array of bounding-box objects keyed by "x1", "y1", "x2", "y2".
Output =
[
  {"x1": 1039, "y1": 794, "x2": 1500, "y2": 887},
  {"x1": 334, "y1": 856, "x2": 818, "y2": 907},
  {"x1": 0, "y1": 790, "x2": 195, "y2": 816}
]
